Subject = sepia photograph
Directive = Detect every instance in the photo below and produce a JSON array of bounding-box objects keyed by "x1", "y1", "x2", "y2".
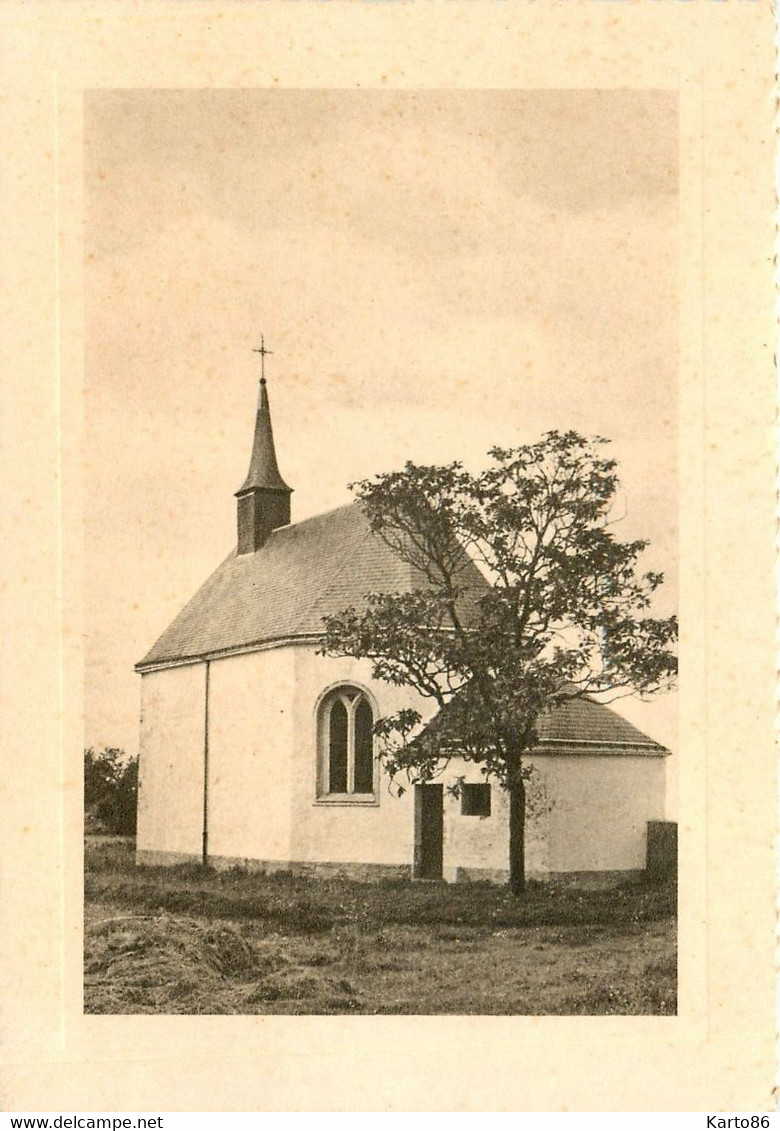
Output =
[{"x1": 83, "y1": 89, "x2": 680, "y2": 1017}]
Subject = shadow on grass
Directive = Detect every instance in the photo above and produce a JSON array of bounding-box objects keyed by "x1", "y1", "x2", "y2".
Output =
[{"x1": 85, "y1": 836, "x2": 676, "y2": 936}]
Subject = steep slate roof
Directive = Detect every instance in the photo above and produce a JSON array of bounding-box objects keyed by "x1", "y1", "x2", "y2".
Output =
[
  {"x1": 137, "y1": 502, "x2": 489, "y2": 671},
  {"x1": 137, "y1": 492, "x2": 670, "y2": 755}
]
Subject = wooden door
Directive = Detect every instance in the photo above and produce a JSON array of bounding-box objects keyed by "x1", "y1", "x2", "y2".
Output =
[{"x1": 413, "y1": 784, "x2": 444, "y2": 880}]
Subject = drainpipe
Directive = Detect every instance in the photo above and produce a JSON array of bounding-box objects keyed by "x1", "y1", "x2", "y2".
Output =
[{"x1": 202, "y1": 659, "x2": 211, "y2": 866}]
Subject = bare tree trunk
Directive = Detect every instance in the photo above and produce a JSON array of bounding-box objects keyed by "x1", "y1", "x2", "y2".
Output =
[{"x1": 508, "y1": 767, "x2": 526, "y2": 896}]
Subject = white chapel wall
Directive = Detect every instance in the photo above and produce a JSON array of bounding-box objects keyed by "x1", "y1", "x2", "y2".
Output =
[
  {"x1": 136, "y1": 649, "x2": 667, "y2": 879},
  {"x1": 288, "y1": 647, "x2": 419, "y2": 866},
  {"x1": 207, "y1": 648, "x2": 296, "y2": 864},
  {"x1": 532, "y1": 754, "x2": 667, "y2": 873},
  {"x1": 287, "y1": 648, "x2": 545, "y2": 877},
  {"x1": 439, "y1": 753, "x2": 667, "y2": 880},
  {"x1": 438, "y1": 760, "x2": 552, "y2": 880},
  {"x1": 441, "y1": 774, "x2": 508, "y2": 880},
  {"x1": 136, "y1": 664, "x2": 206, "y2": 860}
]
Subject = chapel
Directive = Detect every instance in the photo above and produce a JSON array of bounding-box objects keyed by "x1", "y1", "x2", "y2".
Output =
[{"x1": 135, "y1": 367, "x2": 671, "y2": 883}]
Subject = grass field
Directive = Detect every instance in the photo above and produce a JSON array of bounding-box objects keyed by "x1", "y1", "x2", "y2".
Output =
[{"x1": 84, "y1": 838, "x2": 676, "y2": 1015}]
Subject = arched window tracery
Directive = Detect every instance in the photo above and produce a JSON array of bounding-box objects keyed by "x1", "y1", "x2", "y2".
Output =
[{"x1": 317, "y1": 686, "x2": 378, "y2": 802}]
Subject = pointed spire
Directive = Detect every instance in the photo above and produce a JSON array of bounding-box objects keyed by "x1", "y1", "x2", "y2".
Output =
[
  {"x1": 236, "y1": 378, "x2": 292, "y2": 495},
  {"x1": 235, "y1": 348, "x2": 293, "y2": 555}
]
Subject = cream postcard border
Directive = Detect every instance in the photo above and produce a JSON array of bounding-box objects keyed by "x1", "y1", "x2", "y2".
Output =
[{"x1": 0, "y1": 2, "x2": 774, "y2": 1112}]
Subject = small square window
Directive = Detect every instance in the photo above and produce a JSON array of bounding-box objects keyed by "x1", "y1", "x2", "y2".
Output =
[{"x1": 461, "y1": 783, "x2": 491, "y2": 817}]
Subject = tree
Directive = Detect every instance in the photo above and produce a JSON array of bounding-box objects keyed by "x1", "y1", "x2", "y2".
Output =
[
  {"x1": 84, "y1": 747, "x2": 138, "y2": 835},
  {"x1": 322, "y1": 430, "x2": 677, "y2": 895}
]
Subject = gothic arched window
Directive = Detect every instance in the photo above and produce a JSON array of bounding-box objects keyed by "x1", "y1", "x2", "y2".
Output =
[{"x1": 317, "y1": 686, "x2": 377, "y2": 802}]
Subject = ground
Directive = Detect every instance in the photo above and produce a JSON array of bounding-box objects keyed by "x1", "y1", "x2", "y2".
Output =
[{"x1": 84, "y1": 838, "x2": 677, "y2": 1016}]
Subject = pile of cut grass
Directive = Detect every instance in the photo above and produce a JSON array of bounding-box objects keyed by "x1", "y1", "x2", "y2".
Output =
[{"x1": 85, "y1": 913, "x2": 363, "y2": 1014}]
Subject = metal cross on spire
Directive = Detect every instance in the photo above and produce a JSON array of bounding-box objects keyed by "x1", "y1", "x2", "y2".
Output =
[{"x1": 252, "y1": 335, "x2": 273, "y2": 383}]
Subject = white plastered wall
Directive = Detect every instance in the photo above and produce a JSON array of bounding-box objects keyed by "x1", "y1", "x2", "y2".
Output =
[
  {"x1": 207, "y1": 648, "x2": 296, "y2": 863},
  {"x1": 440, "y1": 754, "x2": 667, "y2": 878},
  {"x1": 530, "y1": 753, "x2": 668, "y2": 873},
  {"x1": 288, "y1": 647, "x2": 419, "y2": 865},
  {"x1": 441, "y1": 763, "x2": 506, "y2": 879},
  {"x1": 137, "y1": 645, "x2": 668, "y2": 877},
  {"x1": 136, "y1": 663, "x2": 206, "y2": 859}
]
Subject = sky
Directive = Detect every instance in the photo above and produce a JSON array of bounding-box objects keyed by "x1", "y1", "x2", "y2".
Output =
[{"x1": 83, "y1": 88, "x2": 679, "y2": 767}]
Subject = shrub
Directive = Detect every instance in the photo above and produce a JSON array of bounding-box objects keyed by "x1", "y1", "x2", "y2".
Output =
[{"x1": 84, "y1": 747, "x2": 138, "y2": 835}]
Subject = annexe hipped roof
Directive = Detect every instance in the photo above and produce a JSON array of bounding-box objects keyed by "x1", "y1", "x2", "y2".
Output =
[
  {"x1": 534, "y1": 694, "x2": 670, "y2": 756},
  {"x1": 137, "y1": 502, "x2": 488, "y2": 671},
  {"x1": 405, "y1": 682, "x2": 670, "y2": 759},
  {"x1": 404, "y1": 678, "x2": 669, "y2": 760}
]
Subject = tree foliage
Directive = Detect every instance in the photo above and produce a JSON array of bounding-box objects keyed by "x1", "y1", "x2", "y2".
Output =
[
  {"x1": 321, "y1": 431, "x2": 677, "y2": 891},
  {"x1": 84, "y1": 747, "x2": 138, "y2": 835}
]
